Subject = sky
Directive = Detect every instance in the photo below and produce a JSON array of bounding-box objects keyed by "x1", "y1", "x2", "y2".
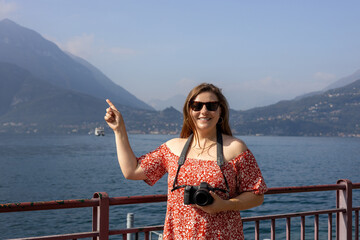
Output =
[{"x1": 1, "y1": 0, "x2": 360, "y2": 110}]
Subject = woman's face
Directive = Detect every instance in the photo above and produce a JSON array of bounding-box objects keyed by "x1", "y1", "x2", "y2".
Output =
[{"x1": 190, "y1": 91, "x2": 221, "y2": 134}]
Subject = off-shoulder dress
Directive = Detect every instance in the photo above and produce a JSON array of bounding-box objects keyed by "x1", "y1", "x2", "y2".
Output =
[{"x1": 137, "y1": 143, "x2": 267, "y2": 240}]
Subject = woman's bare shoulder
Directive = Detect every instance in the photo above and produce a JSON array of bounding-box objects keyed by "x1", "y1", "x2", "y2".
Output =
[
  {"x1": 166, "y1": 138, "x2": 188, "y2": 156},
  {"x1": 223, "y1": 135, "x2": 248, "y2": 160}
]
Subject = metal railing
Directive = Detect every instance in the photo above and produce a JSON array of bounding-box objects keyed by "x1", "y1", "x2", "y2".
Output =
[
  {"x1": 1, "y1": 179, "x2": 359, "y2": 240},
  {"x1": 243, "y1": 179, "x2": 360, "y2": 240}
]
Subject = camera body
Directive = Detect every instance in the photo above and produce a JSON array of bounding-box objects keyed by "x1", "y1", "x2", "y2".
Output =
[{"x1": 184, "y1": 182, "x2": 214, "y2": 206}]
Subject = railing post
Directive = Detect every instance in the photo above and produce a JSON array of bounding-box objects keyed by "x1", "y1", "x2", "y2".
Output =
[
  {"x1": 271, "y1": 219, "x2": 275, "y2": 240},
  {"x1": 328, "y1": 213, "x2": 333, "y2": 240},
  {"x1": 93, "y1": 192, "x2": 109, "y2": 240},
  {"x1": 301, "y1": 216, "x2": 305, "y2": 240},
  {"x1": 286, "y1": 217, "x2": 291, "y2": 240},
  {"x1": 314, "y1": 214, "x2": 319, "y2": 240},
  {"x1": 127, "y1": 213, "x2": 135, "y2": 240},
  {"x1": 336, "y1": 179, "x2": 352, "y2": 240},
  {"x1": 255, "y1": 220, "x2": 260, "y2": 240}
]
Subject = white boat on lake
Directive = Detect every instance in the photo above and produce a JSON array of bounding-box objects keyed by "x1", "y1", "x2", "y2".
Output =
[{"x1": 94, "y1": 127, "x2": 105, "y2": 136}]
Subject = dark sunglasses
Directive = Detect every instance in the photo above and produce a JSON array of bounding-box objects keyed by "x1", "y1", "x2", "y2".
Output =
[{"x1": 190, "y1": 101, "x2": 220, "y2": 111}]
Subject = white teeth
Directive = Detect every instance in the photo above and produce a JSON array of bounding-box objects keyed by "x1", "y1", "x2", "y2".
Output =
[{"x1": 199, "y1": 118, "x2": 210, "y2": 120}]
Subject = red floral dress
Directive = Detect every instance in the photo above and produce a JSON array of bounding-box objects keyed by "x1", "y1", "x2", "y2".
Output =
[{"x1": 138, "y1": 143, "x2": 267, "y2": 240}]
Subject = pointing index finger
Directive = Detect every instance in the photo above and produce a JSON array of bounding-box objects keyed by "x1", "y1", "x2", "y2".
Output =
[{"x1": 106, "y1": 99, "x2": 118, "y2": 111}]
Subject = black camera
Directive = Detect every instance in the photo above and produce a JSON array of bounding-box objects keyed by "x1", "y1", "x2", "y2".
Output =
[{"x1": 184, "y1": 182, "x2": 214, "y2": 206}]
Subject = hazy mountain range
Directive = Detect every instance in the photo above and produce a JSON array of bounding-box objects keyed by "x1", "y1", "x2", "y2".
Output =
[
  {"x1": 0, "y1": 18, "x2": 152, "y2": 111},
  {"x1": 293, "y1": 68, "x2": 360, "y2": 101},
  {"x1": 0, "y1": 19, "x2": 359, "y2": 136},
  {"x1": 230, "y1": 79, "x2": 360, "y2": 136},
  {"x1": 0, "y1": 61, "x2": 182, "y2": 134},
  {"x1": 0, "y1": 19, "x2": 179, "y2": 134},
  {"x1": 151, "y1": 69, "x2": 360, "y2": 112}
]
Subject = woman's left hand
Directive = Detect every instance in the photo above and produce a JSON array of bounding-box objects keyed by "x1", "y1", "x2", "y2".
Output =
[
  {"x1": 193, "y1": 191, "x2": 228, "y2": 214},
  {"x1": 193, "y1": 191, "x2": 264, "y2": 214}
]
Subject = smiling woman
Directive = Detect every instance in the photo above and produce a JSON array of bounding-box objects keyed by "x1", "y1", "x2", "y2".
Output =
[
  {"x1": 181, "y1": 83, "x2": 232, "y2": 139},
  {"x1": 104, "y1": 83, "x2": 267, "y2": 239},
  {"x1": 190, "y1": 93, "x2": 221, "y2": 136}
]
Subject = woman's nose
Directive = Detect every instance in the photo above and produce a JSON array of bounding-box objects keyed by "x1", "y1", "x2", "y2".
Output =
[{"x1": 200, "y1": 105, "x2": 208, "y2": 113}]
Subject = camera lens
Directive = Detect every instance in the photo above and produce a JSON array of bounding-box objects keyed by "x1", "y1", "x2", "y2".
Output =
[{"x1": 194, "y1": 190, "x2": 213, "y2": 206}]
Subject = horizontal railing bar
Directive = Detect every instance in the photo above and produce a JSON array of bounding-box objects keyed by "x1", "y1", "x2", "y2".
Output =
[
  {"x1": 242, "y1": 208, "x2": 346, "y2": 222},
  {"x1": 2, "y1": 182, "x2": 359, "y2": 213},
  {"x1": 266, "y1": 184, "x2": 345, "y2": 195},
  {"x1": 0, "y1": 199, "x2": 99, "y2": 213},
  {"x1": 109, "y1": 225, "x2": 164, "y2": 235},
  {"x1": 7, "y1": 231, "x2": 98, "y2": 240},
  {"x1": 109, "y1": 194, "x2": 167, "y2": 206}
]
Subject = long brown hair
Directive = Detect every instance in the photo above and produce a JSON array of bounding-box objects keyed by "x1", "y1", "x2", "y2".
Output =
[{"x1": 180, "y1": 83, "x2": 232, "y2": 138}]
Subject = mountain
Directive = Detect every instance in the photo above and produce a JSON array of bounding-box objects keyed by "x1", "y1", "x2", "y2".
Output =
[
  {"x1": 294, "y1": 68, "x2": 360, "y2": 100},
  {"x1": 0, "y1": 62, "x2": 182, "y2": 134},
  {"x1": 148, "y1": 94, "x2": 186, "y2": 112},
  {"x1": 0, "y1": 18, "x2": 153, "y2": 111},
  {"x1": 2, "y1": 58, "x2": 359, "y2": 136},
  {"x1": 323, "y1": 68, "x2": 360, "y2": 91},
  {"x1": 230, "y1": 79, "x2": 360, "y2": 136},
  {"x1": 0, "y1": 62, "x2": 103, "y2": 133},
  {"x1": 1, "y1": 18, "x2": 359, "y2": 136}
]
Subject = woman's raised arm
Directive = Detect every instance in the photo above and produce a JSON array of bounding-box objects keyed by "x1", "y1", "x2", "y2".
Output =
[{"x1": 104, "y1": 99, "x2": 147, "y2": 180}]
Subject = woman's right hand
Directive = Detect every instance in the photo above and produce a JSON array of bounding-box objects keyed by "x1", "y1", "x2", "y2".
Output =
[
  {"x1": 104, "y1": 99, "x2": 124, "y2": 132},
  {"x1": 105, "y1": 99, "x2": 146, "y2": 180}
]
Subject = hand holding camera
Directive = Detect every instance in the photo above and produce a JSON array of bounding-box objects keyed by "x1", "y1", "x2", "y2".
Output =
[{"x1": 184, "y1": 182, "x2": 215, "y2": 206}]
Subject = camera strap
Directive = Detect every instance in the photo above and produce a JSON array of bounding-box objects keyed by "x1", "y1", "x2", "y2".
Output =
[{"x1": 171, "y1": 127, "x2": 230, "y2": 197}]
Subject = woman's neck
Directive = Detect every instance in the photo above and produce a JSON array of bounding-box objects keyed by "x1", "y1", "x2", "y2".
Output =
[{"x1": 193, "y1": 128, "x2": 217, "y2": 149}]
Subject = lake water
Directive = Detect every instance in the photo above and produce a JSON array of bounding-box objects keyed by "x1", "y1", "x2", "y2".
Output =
[{"x1": 0, "y1": 134, "x2": 359, "y2": 239}]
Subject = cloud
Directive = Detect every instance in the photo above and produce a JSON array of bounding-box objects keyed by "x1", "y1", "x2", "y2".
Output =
[
  {"x1": 176, "y1": 78, "x2": 200, "y2": 93},
  {"x1": 176, "y1": 78, "x2": 197, "y2": 87},
  {"x1": 49, "y1": 34, "x2": 138, "y2": 62},
  {"x1": 0, "y1": 0, "x2": 18, "y2": 18},
  {"x1": 228, "y1": 76, "x2": 289, "y2": 94},
  {"x1": 313, "y1": 72, "x2": 336, "y2": 81},
  {"x1": 62, "y1": 34, "x2": 95, "y2": 59}
]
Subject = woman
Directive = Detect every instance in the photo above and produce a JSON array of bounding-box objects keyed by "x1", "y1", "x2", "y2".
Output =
[{"x1": 104, "y1": 83, "x2": 267, "y2": 239}]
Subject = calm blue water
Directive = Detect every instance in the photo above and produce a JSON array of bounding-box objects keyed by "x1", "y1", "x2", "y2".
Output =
[{"x1": 0, "y1": 134, "x2": 359, "y2": 239}]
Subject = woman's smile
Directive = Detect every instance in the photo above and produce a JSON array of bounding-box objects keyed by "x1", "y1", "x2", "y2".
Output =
[{"x1": 198, "y1": 117, "x2": 211, "y2": 121}]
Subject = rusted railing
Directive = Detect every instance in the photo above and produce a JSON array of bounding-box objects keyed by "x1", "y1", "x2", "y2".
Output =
[{"x1": 1, "y1": 179, "x2": 359, "y2": 240}]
